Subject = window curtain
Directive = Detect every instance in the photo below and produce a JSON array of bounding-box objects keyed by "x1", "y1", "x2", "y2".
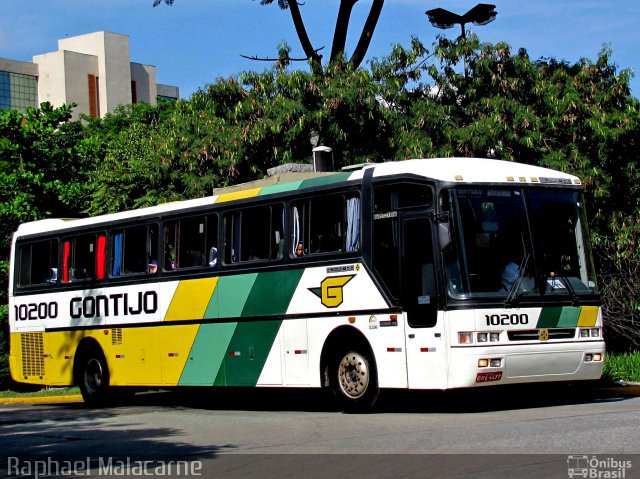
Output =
[
  {"x1": 96, "y1": 235, "x2": 107, "y2": 280},
  {"x1": 292, "y1": 206, "x2": 300, "y2": 255},
  {"x1": 112, "y1": 233, "x2": 123, "y2": 277},
  {"x1": 346, "y1": 197, "x2": 361, "y2": 252}
]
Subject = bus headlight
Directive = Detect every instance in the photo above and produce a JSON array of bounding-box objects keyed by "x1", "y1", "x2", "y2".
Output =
[
  {"x1": 477, "y1": 333, "x2": 488, "y2": 343},
  {"x1": 580, "y1": 328, "x2": 600, "y2": 338}
]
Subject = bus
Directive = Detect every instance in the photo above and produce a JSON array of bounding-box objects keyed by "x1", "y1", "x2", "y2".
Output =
[{"x1": 8, "y1": 157, "x2": 605, "y2": 411}]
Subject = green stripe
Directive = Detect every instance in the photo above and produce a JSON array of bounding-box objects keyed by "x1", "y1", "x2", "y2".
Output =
[
  {"x1": 557, "y1": 307, "x2": 581, "y2": 327},
  {"x1": 206, "y1": 273, "x2": 258, "y2": 319},
  {"x1": 178, "y1": 323, "x2": 237, "y2": 386},
  {"x1": 259, "y1": 181, "x2": 304, "y2": 196},
  {"x1": 536, "y1": 306, "x2": 582, "y2": 328},
  {"x1": 214, "y1": 320, "x2": 282, "y2": 386},
  {"x1": 537, "y1": 307, "x2": 562, "y2": 328},
  {"x1": 299, "y1": 172, "x2": 351, "y2": 189},
  {"x1": 241, "y1": 269, "x2": 304, "y2": 317}
]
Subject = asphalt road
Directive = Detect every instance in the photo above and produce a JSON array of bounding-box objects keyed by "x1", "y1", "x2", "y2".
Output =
[{"x1": 1, "y1": 383, "x2": 639, "y2": 478}]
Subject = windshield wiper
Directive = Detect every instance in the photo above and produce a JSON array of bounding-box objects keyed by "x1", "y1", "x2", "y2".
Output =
[
  {"x1": 505, "y1": 253, "x2": 530, "y2": 308},
  {"x1": 551, "y1": 272, "x2": 580, "y2": 306}
]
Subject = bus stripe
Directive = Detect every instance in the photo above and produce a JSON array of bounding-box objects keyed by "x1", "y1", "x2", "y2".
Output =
[
  {"x1": 241, "y1": 270, "x2": 304, "y2": 317},
  {"x1": 211, "y1": 274, "x2": 259, "y2": 319},
  {"x1": 213, "y1": 319, "x2": 282, "y2": 386},
  {"x1": 178, "y1": 322, "x2": 238, "y2": 386},
  {"x1": 536, "y1": 306, "x2": 598, "y2": 329},
  {"x1": 215, "y1": 187, "x2": 263, "y2": 204},
  {"x1": 164, "y1": 277, "x2": 219, "y2": 321},
  {"x1": 577, "y1": 306, "x2": 599, "y2": 327}
]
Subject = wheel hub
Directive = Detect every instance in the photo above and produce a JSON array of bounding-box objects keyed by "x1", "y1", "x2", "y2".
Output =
[{"x1": 338, "y1": 352, "x2": 369, "y2": 399}]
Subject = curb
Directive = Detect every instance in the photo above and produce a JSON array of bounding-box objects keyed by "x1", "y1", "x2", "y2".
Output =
[{"x1": 0, "y1": 395, "x2": 83, "y2": 405}]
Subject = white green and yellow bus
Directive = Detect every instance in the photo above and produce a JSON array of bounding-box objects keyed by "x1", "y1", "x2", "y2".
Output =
[{"x1": 8, "y1": 158, "x2": 605, "y2": 410}]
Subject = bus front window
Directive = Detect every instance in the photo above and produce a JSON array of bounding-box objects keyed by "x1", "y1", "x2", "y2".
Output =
[{"x1": 445, "y1": 187, "x2": 597, "y2": 301}]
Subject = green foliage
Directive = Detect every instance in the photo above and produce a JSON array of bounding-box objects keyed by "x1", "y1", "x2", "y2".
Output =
[{"x1": 603, "y1": 352, "x2": 640, "y2": 383}]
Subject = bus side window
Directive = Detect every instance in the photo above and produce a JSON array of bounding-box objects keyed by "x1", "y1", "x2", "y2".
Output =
[
  {"x1": 62, "y1": 234, "x2": 98, "y2": 282},
  {"x1": 111, "y1": 225, "x2": 158, "y2": 276},
  {"x1": 224, "y1": 205, "x2": 283, "y2": 264},
  {"x1": 17, "y1": 239, "x2": 59, "y2": 286},
  {"x1": 291, "y1": 193, "x2": 358, "y2": 256}
]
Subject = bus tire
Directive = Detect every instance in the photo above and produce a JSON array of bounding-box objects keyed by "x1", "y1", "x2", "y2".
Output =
[
  {"x1": 330, "y1": 345, "x2": 379, "y2": 413},
  {"x1": 75, "y1": 345, "x2": 110, "y2": 406}
]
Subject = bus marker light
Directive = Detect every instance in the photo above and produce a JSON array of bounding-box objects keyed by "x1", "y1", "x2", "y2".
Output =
[
  {"x1": 458, "y1": 332, "x2": 473, "y2": 344},
  {"x1": 420, "y1": 347, "x2": 436, "y2": 352},
  {"x1": 168, "y1": 353, "x2": 179, "y2": 357},
  {"x1": 64, "y1": 355, "x2": 72, "y2": 360},
  {"x1": 115, "y1": 354, "x2": 125, "y2": 359},
  {"x1": 229, "y1": 351, "x2": 241, "y2": 357},
  {"x1": 455, "y1": 175, "x2": 464, "y2": 181},
  {"x1": 506, "y1": 176, "x2": 515, "y2": 182},
  {"x1": 390, "y1": 314, "x2": 397, "y2": 320},
  {"x1": 294, "y1": 350, "x2": 308, "y2": 355},
  {"x1": 104, "y1": 330, "x2": 109, "y2": 335},
  {"x1": 387, "y1": 347, "x2": 402, "y2": 352},
  {"x1": 348, "y1": 317, "x2": 356, "y2": 324}
]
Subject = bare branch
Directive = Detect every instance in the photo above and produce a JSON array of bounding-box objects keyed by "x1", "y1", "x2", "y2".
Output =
[{"x1": 240, "y1": 46, "x2": 325, "y2": 62}]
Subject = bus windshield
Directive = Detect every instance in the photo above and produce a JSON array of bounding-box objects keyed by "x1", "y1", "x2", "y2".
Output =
[{"x1": 444, "y1": 186, "x2": 597, "y2": 301}]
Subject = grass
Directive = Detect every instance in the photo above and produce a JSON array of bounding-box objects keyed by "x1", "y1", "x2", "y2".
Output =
[
  {"x1": 603, "y1": 351, "x2": 640, "y2": 383},
  {"x1": 0, "y1": 386, "x2": 80, "y2": 399}
]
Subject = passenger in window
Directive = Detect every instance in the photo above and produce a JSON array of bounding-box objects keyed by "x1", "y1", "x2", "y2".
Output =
[
  {"x1": 295, "y1": 242, "x2": 304, "y2": 257},
  {"x1": 148, "y1": 260, "x2": 158, "y2": 274}
]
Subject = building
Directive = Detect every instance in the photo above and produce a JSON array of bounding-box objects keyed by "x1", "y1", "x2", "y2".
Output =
[{"x1": 0, "y1": 31, "x2": 179, "y2": 120}]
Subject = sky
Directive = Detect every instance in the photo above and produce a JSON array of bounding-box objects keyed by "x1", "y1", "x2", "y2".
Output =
[{"x1": 0, "y1": 0, "x2": 638, "y2": 99}]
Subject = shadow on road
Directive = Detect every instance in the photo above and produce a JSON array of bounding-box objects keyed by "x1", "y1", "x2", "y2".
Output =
[{"x1": 56, "y1": 379, "x2": 637, "y2": 414}]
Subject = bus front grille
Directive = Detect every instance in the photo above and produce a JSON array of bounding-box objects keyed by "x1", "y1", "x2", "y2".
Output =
[
  {"x1": 508, "y1": 329, "x2": 576, "y2": 341},
  {"x1": 21, "y1": 332, "x2": 44, "y2": 378}
]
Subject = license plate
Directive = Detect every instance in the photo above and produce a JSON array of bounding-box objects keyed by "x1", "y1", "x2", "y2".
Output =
[{"x1": 476, "y1": 371, "x2": 503, "y2": 383}]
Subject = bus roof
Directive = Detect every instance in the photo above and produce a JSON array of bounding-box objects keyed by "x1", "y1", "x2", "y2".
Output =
[
  {"x1": 357, "y1": 157, "x2": 581, "y2": 184},
  {"x1": 15, "y1": 158, "x2": 580, "y2": 237}
]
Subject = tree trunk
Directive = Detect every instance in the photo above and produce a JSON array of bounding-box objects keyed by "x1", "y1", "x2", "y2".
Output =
[
  {"x1": 331, "y1": 0, "x2": 358, "y2": 63},
  {"x1": 287, "y1": 0, "x2": 322, "y2": 67},
  {"x1": 350, "y1": 0, "x2": 384, "y2": 69}
]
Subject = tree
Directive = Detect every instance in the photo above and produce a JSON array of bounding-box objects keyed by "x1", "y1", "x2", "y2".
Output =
[
  {"x1": 0, "y1": 102, "x2": 97, "y2": 385},
  {"x1": 153, "y1": 0, "x2": 384, "y2": 69}
]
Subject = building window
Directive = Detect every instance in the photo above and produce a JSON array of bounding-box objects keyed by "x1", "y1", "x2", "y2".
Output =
[
  {"x1": 88, "y1": 74, "x2": 100, "y2": 118},
  {"x1": 131, "y1": 81, "x2": 137, "y2": 104},
  {"x1": 0, "y1": 71, "x2": 38, "y2": 113}
]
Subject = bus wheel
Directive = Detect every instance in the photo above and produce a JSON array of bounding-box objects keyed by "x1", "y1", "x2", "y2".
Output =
[
  {"x1": 331, "y1": 347, "x2": 379, "y2": 412},
  {"x1": 76, "y1": 347, "x2": 110, "y2": 405}
]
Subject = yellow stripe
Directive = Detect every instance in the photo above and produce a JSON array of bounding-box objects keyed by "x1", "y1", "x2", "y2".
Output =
[
  {"x1": 215, "y1": 187, "x2": 262, "y2": 203},
  {"x1": 158, "y1": 324, "x2": 201, "y2": 385},
  {"x1": 164, "y1": 277, "x2": 219, "y2": 322},
  {"x1": 577, "y1": 306, "x2": 599, "y2": 326}
]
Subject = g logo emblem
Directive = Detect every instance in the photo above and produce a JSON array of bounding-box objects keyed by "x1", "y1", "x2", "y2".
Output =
[{"x1": 309, "y1": 275, "x2": 355, "y2": 308}]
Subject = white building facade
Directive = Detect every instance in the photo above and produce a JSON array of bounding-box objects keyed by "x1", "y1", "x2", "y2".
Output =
[{"x1": 1, "y1": 31, "x2": 179, "y2": 120}]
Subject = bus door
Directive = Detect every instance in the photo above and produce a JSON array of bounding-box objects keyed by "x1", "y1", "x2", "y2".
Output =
[{"x1": 401, "y1": 215, "x2": 447, "y2": 389}]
